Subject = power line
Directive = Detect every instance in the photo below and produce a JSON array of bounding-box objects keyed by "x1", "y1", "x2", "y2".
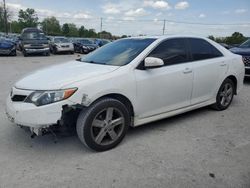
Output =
[{"x1": 8, "y1": 10, "x2": 250, "y2": 26}]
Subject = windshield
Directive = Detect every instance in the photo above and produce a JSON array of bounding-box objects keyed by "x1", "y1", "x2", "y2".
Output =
[
  {"x1": 54, "y1": 38, "x2": 69, "y2": 43},
  {"x1": 240, "y1": 39, "x2": 250, "y2": 48},
  {"x1": 79, "y1": 39, "x2": 93, "y2": 44},
  {"x1": 22, "y1": 32, "x2": 47, "y2": 40},
  {"x1": 81, "y1": 38, "x2": 156, "y2": 66},
  {"x1": 102, "y1": 40, "x2": 110, "y2": 45}
]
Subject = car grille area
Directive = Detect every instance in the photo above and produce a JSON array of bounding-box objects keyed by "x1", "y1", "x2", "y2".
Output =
[{"x1": 243, "y1": 56, "x2": 250, "y2": 67}]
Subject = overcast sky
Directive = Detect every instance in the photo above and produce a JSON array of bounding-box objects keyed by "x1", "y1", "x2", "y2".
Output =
[{"x1": 4, "y1": 0, "x2": 250, "y2": 37}]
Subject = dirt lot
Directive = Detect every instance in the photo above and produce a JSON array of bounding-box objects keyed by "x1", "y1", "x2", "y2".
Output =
[{"x1": 0, "y1": 52, "x2": 250, "y2": 188}]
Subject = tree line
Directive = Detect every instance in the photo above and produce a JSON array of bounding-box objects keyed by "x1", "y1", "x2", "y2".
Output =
[
  {"x1": 208, "y1": 32, "x2": 248, "y2": 45},
  {"x1": 0, "y1": 7, "x2": 113, "y2": 39}
]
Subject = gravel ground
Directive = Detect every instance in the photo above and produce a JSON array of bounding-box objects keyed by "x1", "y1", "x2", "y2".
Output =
[{"x1": 0, "y1": 52, "x2": 250, "y2": 188}]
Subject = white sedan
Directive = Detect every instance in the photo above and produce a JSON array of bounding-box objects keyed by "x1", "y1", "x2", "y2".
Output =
[{"x1": 6, "y1": 35, "x2": 245, "y2": 151}]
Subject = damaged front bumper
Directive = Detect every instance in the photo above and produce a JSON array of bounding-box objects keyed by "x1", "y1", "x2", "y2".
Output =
[{"x1": 5, "y1": 90, "x2": 77, "y2": 136}]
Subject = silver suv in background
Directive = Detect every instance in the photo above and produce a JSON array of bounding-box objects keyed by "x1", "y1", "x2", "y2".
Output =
[{"x1": 49, "y1": 37, "x2": 74, "y2": 54}]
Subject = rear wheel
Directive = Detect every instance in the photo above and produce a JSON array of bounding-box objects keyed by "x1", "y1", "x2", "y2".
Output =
[
  {"x1": 76, "y1": 98, "x2": 130, "y2": 151},
  {"x1": 211, "y1": 78, "x2": 235, "y2": 111}
]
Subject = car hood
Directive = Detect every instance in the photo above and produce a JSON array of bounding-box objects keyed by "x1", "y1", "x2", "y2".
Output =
[
  {"x1": 0, "y1": 40, "x2": 14, "y2": 49},
  {"x1": 230, "y1": 47, "x2": 250, "y2": 56},
  {"x1": 55, "y1": 42, "x2": 73, "y2": 46},
  {"x1": 15, "y1": 60, "x2": 120, "y2": 90}
]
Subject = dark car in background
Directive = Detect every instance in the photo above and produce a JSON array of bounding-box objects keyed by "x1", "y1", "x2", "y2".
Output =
[
  {"x1": 19, "y1": 28, "x2": 50, "y2": 56},
  {"x1": 94, "y1": 39, "x2": 111, "y2": 47},
  {"x1": 73, "y1": 38, "x2": 98, "y2": 54},
  {"x1": 230, "y1": 39, "x2": 250, "y2": 77},
  {"x1": 0, "y1": 37, "x2": 16, "y2": 56}
]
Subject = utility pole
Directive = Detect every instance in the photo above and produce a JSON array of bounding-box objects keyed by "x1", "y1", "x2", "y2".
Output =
[
  {"x1": 162, "y1": 19, "x2": 166, "y2": 35},
  {"x1": 100, "y1": 17, "x2": 103, "y2": 32},
  {"x1": 99, "y1": 17, "x2": 103, "y2": 38},
  {"x1": 3, "y1": 0, "x2": 8, "y2": 35}
]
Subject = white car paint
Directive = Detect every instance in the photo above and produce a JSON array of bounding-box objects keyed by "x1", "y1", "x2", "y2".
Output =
[{"x1": 6, "y1": 35, "x2": 245, "y2": 132}]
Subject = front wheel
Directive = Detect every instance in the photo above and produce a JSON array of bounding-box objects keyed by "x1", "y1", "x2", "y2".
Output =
[
  {"x1": 76, "y1": 98, "x2": 130, "y2": 151},
  {"x1": 211, "y1": 78, "x2": 235, "y2": 111}
]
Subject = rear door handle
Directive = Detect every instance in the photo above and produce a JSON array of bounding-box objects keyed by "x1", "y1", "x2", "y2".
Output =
[{"x1": 183, "y1": 68, "x2": 192, "y2": 74}]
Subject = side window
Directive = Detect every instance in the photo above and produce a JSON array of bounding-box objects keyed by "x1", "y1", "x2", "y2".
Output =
[
  {"x1": 148, "y1": 38, "x2": 189, "y2": 65},
  {"x1": 189, "y1": 38, "x2": 223, "y2": 61}
]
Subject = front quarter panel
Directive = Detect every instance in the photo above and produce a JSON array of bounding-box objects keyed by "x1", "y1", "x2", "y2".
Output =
[{"x1": 66, "y1": 66, "x2": 137, "y2": 110}]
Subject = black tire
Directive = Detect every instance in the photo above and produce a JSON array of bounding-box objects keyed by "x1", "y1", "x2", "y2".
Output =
[
  {"x1": 45, "y1": 52, "x2": 50, "y2": 56},
  {"x1": 76, "y1": 98, "x2": 130, "y2": 151},
  {"x1": 211, "y1": 78, "x2": 235, "y2": 111},
  {"x1": 23, "y1": 50, "x2": 27, "y2": 57},
  {"x1": 53, "y1": 47, "x2": 57, "y2": 54},
  {"x1": 11, "y1": 50, "x2": 16, "y2": 56}
]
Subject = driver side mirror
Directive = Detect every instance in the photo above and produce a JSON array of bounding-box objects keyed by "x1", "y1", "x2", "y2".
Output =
[{"x1": 144, "y1": 57, "x2": 164, "y2": 68}]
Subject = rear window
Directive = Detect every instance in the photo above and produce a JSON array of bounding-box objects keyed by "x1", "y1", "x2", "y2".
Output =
[{"x1": 188, "y1": 38, "x2": 223, "y2": 61}]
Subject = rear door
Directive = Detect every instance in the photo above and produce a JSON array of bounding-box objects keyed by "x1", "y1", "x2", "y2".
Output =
[{"x1": 188, "y1": 38, "x2": 227, "y2": 104}]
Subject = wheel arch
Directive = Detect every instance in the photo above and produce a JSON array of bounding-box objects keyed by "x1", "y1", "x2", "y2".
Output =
[
  {"x1": 226, "y1": 75, "x2": 237, "y2": 95},
  {"x1": 92, "y1": 93, "x2": 135, "y2": 118}
]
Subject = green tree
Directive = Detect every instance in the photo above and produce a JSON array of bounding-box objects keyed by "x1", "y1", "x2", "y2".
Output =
[
  {"x1": 18, "y1": 8, "x2": 38, "y2": 29},
  {"x1": 208, "y1": 35, "x2": 215, "y2": 41},
  {"x1": 0, "y1": 5, "x2": 12, "y2": 33},
  {"x1": 68, "y1": 23, "x2": 78, "y2": 37},
  {"x1": 98, "y1": 30, "x2": 112, "y2": 39},
  {"x1": 10, "y1": 20, "x2": 22, "y2": 33},
  {"x1": 62, "y1": 23, "x2": 69, "y2": 36},
  {"x1": 78, "y1": 26, "x2": 85, "y2": 37},
  {"x1": 225, "y1": 32, "x2": 246, "y2": 45},
  {"x1": 41, "y1": 16, "x2": 61, "y2": 35}
]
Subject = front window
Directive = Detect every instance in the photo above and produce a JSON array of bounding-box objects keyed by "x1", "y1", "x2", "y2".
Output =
[
  {"x1": 54, "y1": 38, "x2": 69, "y2": 43},
  {"x1": 148, "y1": 38, "x2": 189, "y2": 65},
  {"x1": 240, "y1": 39, "x2": 250, "y2": 48},
  {"x1": 22, "y1": 32, "x2": 47, "y2": 40},
  {"x1": 81, "y1": 38, "x2": 156, "y2": 66},
  {"x1": 79, "y1": 39, "x2": 93, "y2": 44}
]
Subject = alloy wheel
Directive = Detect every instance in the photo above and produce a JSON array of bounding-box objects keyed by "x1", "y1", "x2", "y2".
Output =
[
  {"x1": 219, "y1": 83, "x2": 233, "y2": 107},
  {"x1": 90, "y1": 107, "x2": 125, "y2": 146}
]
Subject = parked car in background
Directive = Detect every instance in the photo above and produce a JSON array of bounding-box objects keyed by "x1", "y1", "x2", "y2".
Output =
[
  {"x1": 49, "y1": 37, "x2": 74, "y2": 54},
  {"x1": 230, "y1": 39, "x2": 250, "y2": 77},
  {"x1": 94, "y1": 39, "x2": 111, "y2": 47},
  {"x1": 19, "y1": 28, "x2": 50, "y2": 57},
  {"x1": 0, "y1": 37, "x2": 16, "y2": 56},
  {"x1": 74, "y1": 38, "x2": 98, "y2": 54},
  {"x1": 6, "y1": 36, "x2": 244, "y2": 151}
]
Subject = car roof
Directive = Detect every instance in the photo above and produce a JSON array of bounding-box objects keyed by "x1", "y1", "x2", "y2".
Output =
[{"x1": 128, "y1": 35, "x2": 208, "y2": 40}]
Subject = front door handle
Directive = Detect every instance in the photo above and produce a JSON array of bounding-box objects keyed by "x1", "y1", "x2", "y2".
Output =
[{"x1": 183, "y1": 68, "x2": 192, "y2": 74}]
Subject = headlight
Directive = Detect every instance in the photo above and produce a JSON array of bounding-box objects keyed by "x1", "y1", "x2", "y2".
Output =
[
  {"x1": 25, "y1": 88, "x2": 77, "y2": 106},
  {"x1": 82, "y1": 46, "x2": 87, "y2": 49}
]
